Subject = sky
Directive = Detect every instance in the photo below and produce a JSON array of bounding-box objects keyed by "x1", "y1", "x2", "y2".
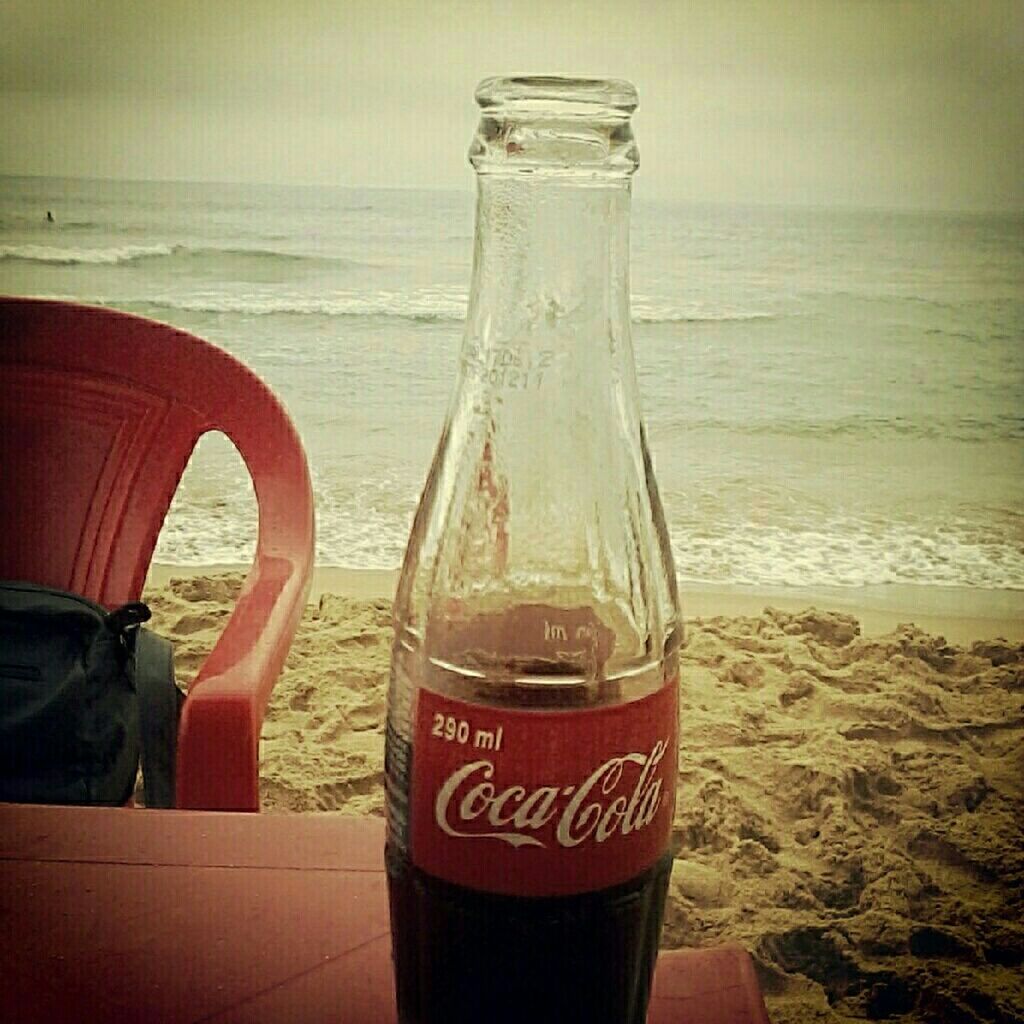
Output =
[{"x1": 1, "y1": 0, "x2": 1022, "y2": 211}]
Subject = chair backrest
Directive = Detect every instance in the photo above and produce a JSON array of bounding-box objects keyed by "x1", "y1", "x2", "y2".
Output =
[{"x1": 0, "y1": 298, "x2": 313, "y2": 608}]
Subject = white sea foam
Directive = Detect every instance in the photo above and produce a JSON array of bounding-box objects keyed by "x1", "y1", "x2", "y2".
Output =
[
  {"x1": 95, "y1": 288, "x2": 774, "y2": 326},
  {"x1": 141, "y1": 288, "x2": 469, "y2": 321},
  {"x1": 0, "y1": 243, "x2": 177, "y2": 265},
  {"x1": 630, "y1": 298, "x2": 774, "y2": 324},
  {"x1": 153, "y1": 465, "x2": 414, "y2": 570},
  {"x1": 151, "y1": 435, "x2": 1024, "y2": 588},
  {"x1": 671, "y1": 519, "x2": 1024, "y2": 590},
  {"x1": 0, "y1": 243, "x2": 364, "y2": 268},
  {"x1": 153, "y1": 479, "x2": 1024, "y2": 590}
]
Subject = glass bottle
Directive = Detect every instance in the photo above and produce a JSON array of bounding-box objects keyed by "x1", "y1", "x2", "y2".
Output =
[{"x1": 385, "y1": 75, "x2": 681, "y2": 1024}]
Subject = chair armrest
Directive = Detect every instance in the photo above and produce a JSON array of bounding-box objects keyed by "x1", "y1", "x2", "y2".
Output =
[
  {"x1": 175, "y1": 547, "x2": 313, "y2": 811},
  {"x1": 165, "y1": 336, "x2": 315, "y2": 812}
]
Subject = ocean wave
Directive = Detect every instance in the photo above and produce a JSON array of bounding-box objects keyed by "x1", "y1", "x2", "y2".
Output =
[
  {"x1": 156, "y1": 507, "x2": 1024, "y2": 589},
  {"x1": 152, "y1": 464, "x2": 1024, "y2": 590},
  {"x1": 671, "y1": 519, "x2": 1024, "y2": 590},
  {"x1": 0, "y1": 242, "x2": 366, "y2": 269},
  {"x1": 0, "y1": 243, "x2": 177, "y2": 265},
  {"x1": 631, "y1": 300, "x2": 774, "y2": 324},
  {"x1": 136, "y1": 290, "x2": 467, "y2": 322},
  {"x1": 666, "y1": 414, "x2": 1024, "y2": 443},
  {"x1": 5, "y1": 244, "x2": 773, "y2": 323},
  {"x1": 111, "y1": 290, "x2": 775, "y2": 325},
  {"x1": 0, "y1": 215, "x2": 100, "y2": 230},
  {"x1": 45, "y1": 220, "x2": 103, "y2": 231},
  {"x1": 190, "y1": 246, "x2": 364, "y2": 266}
]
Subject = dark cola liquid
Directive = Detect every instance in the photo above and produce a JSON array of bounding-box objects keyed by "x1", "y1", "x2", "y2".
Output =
[{"x1": 386, "y1": 844, "x2": 672, "y2": 1024}]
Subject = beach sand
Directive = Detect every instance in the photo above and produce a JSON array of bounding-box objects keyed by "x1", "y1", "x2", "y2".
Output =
[{"x1": 144, "y1": 566, "x2": 1024, "y2": 1023}]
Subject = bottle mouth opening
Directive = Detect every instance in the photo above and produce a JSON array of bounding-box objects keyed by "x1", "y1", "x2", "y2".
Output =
[
  {"x1": 470, "y1": 75, "x2": 639, "y2": 178},
  {"x1": 476, "y1": 76, "x2": 639, "y2": 118}
]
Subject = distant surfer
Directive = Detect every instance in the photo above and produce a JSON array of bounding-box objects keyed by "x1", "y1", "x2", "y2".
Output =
[{"x1": 46, "y1": 210, "x2": 54, "y2": 223}]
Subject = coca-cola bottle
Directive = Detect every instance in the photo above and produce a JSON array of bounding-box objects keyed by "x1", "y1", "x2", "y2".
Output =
[{"x1": 385, "y1": 75, "x2": 681, "y2": 1024}]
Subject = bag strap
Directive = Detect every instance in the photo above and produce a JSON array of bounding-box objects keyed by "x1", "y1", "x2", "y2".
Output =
[{"x1": 132, "y1": 628, "x2": 184, "y2": 809}]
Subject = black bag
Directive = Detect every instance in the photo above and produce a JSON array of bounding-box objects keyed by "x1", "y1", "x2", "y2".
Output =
[{"x1": 0, "y1": 581, "x2": 184, "y2": 808}]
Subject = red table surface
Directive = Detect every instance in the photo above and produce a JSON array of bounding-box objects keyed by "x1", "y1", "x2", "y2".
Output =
[{"x1": 0, "y1": 804, "x2": 770, "y2": 1023}]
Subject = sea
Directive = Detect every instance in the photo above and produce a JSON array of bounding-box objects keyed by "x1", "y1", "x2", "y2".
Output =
[{"x1": 2, "y1": 175, "x2": 1022, "y2": 591}]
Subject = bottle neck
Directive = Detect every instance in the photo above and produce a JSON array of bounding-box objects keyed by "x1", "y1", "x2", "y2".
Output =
[
  {"x1": 464, "y1": 174, "x2": 634, "y2": 399},
  {"x1": 442, "y1": 171, "x2": 649, "y2": 600}
]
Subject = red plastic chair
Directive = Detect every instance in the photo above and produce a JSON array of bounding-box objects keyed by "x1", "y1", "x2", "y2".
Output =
[{"x1": 0, "y1": 297, "x2": 315, "y2": 812}]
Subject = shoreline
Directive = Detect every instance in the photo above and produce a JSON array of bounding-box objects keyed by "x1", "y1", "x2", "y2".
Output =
[{"x1": 145, "y1": 564, "x2": 1024, "y2": 645}]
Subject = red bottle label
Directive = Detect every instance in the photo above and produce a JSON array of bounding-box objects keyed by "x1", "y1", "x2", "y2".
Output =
[{"x1": 409, "y1": 682, "x2": 678, "y2": 897}]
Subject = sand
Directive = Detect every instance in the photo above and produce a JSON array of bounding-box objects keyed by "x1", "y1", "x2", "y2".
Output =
[{"x1": 144, "y1": 566, "x2": 1024, "y2": 1024}]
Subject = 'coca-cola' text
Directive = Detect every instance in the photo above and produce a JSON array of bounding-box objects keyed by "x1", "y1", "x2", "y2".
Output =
[{"x1": 434, "y1": 742, "x2": 668, "y2": 849}]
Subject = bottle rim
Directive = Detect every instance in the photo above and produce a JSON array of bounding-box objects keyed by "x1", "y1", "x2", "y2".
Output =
[{"x1": 475, "y1": 76, "x2": 638, "y2": 116}]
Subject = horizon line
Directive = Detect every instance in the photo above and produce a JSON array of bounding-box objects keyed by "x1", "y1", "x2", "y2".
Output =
[{"x1": 2, "y1": 170, "x2": 1022, "y2": 218}]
